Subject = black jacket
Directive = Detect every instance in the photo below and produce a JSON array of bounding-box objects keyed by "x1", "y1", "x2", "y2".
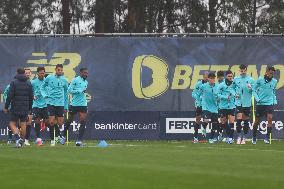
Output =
[{"x1": 5, "y1": 74, "x2": 33, "y2": 115}]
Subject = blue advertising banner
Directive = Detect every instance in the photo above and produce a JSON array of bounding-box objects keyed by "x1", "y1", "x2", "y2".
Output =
[
  {"x1": 0, "y1": 37, "x2": 283, "y2": 140},
  {"x1": 159, "y1": 111, "x2": 284, "y2": 140}
]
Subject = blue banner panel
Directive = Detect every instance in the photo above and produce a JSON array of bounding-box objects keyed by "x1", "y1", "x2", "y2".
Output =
[
  {"x1": 0, "y1": 37, "x2": 284, "y2": 140},
  {"x1": 0, "y1": 111, "x2": 160, "y2": 140},
  {"x1": 0, "y1": 37, "x2": 283, "y2": 112},
  {"x1": 87, "y1": 111, "x2": 160, "y2": 140},
  {"x1": 159, "y1": 111, "x2": 284, "y2": 140}
]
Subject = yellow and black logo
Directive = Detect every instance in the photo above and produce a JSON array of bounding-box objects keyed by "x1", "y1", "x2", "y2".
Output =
[
  {"x1": 27, "y1": 52, "x2": 81, "y2": 82},
  {"x1": 132, "y1": 54, "x2": 284, "y2": 99},
  {"x1": 132, "y1": 55, "x2": 169, "y2": 99}
]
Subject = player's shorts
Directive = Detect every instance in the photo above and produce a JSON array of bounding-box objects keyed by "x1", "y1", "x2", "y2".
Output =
[
  {"x1": 32, "y1": 107, "x2": 49, "y2": 120},
  {"x1": 256, "y1": 105, "x2": 274, "y2": 117},
  {"x1": 47, "y1": 105, "x2": 64, "y2": 117},
  {"x1": 236, "y1": 106, "x2": 251, "y2": 117},
  {"x1": 195, "y1": 106, "x2": 202, "y2": 117},
  {"x1": 10, "y1": 113, "x2": 28, "y2": 122},
  {"x1": 69, "y1": 106, "x2": 88, "y2": 114},
  {"x1": 202, "y1": 111, "x2": 218, "y2": 122},
  {"x1": 219, "y1": 109, "x2": 235, "y2": 118}
]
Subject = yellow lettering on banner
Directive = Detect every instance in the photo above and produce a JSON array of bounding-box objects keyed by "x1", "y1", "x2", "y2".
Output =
[
  {"x1": 132, "y1": 55, "x2": 169, "y2": 99},
  {"x1": 247, "y1": 65, "x2": 258, "y2": 80},
  {"x1": 274, "y1": 64, "x2": 284, "y2": 89},
  {"x1": 209, "y1": 65, "x2": 229, "y2": 73},
  {"x1": 230, "y1": 65, "x2": 240, "y2": 76},
  {"x1": 85, "y1": 93, "x2": 92, "y2": 103},
  {"x1": 259, "y1": 65, "x2": 267, "y2": 78},
  {"x1": 190, "y1": 65, "x2": 210, "y2": 89},
  {"x1": 50, "y1": 53, "x2": 81, "y2": 81},
  {"x1": 26, "y1": 52, "x2": 81, "y2": 82},
  {"x1": 0, "y1": 93, "x2": 4, "y2": 103},
  {"x1": 171, "y1": 65, "x2": 192, "y2": 89}
]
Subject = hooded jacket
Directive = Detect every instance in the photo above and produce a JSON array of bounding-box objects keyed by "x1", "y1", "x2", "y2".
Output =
[{"x1": 5, "y1": 74, "x2": 33, "y2": 115}]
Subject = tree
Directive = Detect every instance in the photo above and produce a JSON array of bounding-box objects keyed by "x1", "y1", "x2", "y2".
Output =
[
  {"x1": 0, "y1": 0, "x2": 37, "y2": 33},
  {"x1": 92, "y1": 0, "x2": 115, "y2": 32},
  {"x1": 126, "y1": 0, "x2": 146, "y2": 32},
  {"x1": 258, "y1": 0, "x2": 284, "y2": 33},
  {"x1": 61, "y1": 0, "x2": 71, "y2": 33}
]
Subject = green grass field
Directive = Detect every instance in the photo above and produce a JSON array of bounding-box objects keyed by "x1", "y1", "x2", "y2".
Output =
[{"x1": 0, "y1": 140, "x2": 284, "y2": 189}]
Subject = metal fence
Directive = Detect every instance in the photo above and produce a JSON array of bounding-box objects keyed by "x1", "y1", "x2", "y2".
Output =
[{"x1": 0, "y1": 33, "x2": 283, "y2": 37}]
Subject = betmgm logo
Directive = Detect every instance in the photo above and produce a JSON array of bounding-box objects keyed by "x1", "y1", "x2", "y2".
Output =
[
  {"x1": 132, "y1": 55, "x2": 169, "y2": 99},
  {"x1": 26, "y1": 52, "x2": 81, "y2": 82},
  {"x1": 132, "y1": 55, "x2": 284, "y2": 99}
]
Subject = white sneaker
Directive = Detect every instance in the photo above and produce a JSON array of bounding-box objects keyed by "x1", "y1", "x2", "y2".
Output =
[
  {"x1": 193, "y1": 137, "x2": 199, "y2": 144},
  {"x1": 36, "y1": 138, "x2": 43, "y2": 146},
  {"x1": 241, "y1": 138, "x2": 246, "y2": 144},
  {"x1": 50, "y1": 140, "x2": 56, "y2": 147},
  {"x1": 264, "y1": 138, "x2": 270, "y2": 144},
  {"x1": 24, "y1": 139, "x2": 31, "y2": 146},
  {"x1": 236, "y1": 137, "x2": 241, "y2": 145}
]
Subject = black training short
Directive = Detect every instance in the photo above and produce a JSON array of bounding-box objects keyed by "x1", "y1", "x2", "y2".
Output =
[
  {"x1": 202, "y1": 111, "x2": 218, "y2": 122},
  {"x1": 195, "y1": 106, "x2": 202, "y2": 117},
  {"x1": 10, "y1": 113, "x2": 28, "y2": 122},
  {"x1": 47, "y1": 105, "x2": 64, "y2": 117},
  {"x1": 236, "y1": 106, "x2": 251, "y2": 117},
  {"x1": 69, "y1": 106, "x2": 88, "y2": 114},
  {"x1": 219, "y1": 109, "x2": 235, "y2": 118},
  {"x1": 256, "y1": 105, "x2": 274, "y2": 118},
  {"x1": 32, "y1": 107, "x2": 49, "y2": 120}
]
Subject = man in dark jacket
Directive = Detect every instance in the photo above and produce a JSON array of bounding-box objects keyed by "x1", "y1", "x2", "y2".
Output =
[{"x1": 4, "y1": 68, "x2": 33, "y2": 148}]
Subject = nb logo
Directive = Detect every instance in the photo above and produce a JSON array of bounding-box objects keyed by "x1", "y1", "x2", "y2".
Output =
[
  {"x1": 132, "y1": 55, "x2": 169, "y2": 99},
  {"x1": 26, "y1": 52, "x2": 81, "y2": 81}
]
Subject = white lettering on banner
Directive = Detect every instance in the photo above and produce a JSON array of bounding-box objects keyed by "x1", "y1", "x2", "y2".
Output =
[
  {"x1": 1, "y1": 127, "x2": 9, "y2": 136},
  {"x1": 259, "y1": 121, "x2": 284, "y2": 134},
  {"x1": 94, "y1": 122, "x2": 158, "y2": 130},
  {"x1": 275, "y1": 121, "x2": 283, "y2": 131},
  {"x1": 166, "y1": 118, "x2": 284, "y2": 134},
  {"x1": 70, "y1": 121, "x2": 81, "y2": 132},
  {"x1": 166, "y1": 118, "x2": 195, "y2": 133}
]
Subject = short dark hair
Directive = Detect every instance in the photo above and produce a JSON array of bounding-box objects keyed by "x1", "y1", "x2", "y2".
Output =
[
  {"x1": 226, "y1": 70, "x2": 233, "y2": 75},
  {"x1": 17, "y1": 68, "x2": 25, "y2": 74},
  {"x1": 80, "y1": 67, "x2": 88, "y2": 72},
  {"x1": 267, "y1": 66, "x2": 276, "y2": 72},
  {"x1": 208, "y1": 72, "x2": 216, "y2": 78},
  {"x1": 217, "y1": 70, "x2": 224, "y2": 77},
  {"x1": 239, "y1": 64, "x2": 247, "y2": 70},
  {"x1": 37, "y1": 67, "x2": 45, "y2": 72},
  {"x1": 24, "y1": 68, "x2": 31, "y2": 71},
  {"x1": 55, "y1": 64, "x2": 63, "y2": 69}
]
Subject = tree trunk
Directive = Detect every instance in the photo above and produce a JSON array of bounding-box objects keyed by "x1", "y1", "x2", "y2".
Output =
[
  {"x1": 251, "y1": 0, "x2": 257, "y2": 33},
  {"x1": 157, "y1": 0, "x2": 165, "y2": 33},
  {"x1": 165, "y1": 0, "x2": 175, "y2": 32},
  {"x1": 127, "y1": 0, "x2": 145, "y2": 32},
  {"x1": 104, "y1": 0, "x2": 115, "y2": 32},
  {"x1": 95, "y1": 0, "x2": 115, "y2": 33},
  {"x1": 61, "y1": 0, "x2": 71, "y2": 34},
  {"x1": 208, "y1": 0, "x2": 217, "y2": 33}
]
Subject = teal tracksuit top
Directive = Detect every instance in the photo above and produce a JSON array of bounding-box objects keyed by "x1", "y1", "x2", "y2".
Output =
[
  {"x1": 41, "y1": 74, "x2": 68, "y2": 109},
  {"x1": 253, "y1": 76, "x2": 277, "y2": 105},
  {"x1": 32, "y1": 78, "x2": 47, "y2": 108},
  {"x1": 192, "y1": 80, "x2": 205, "y2": 107},
  {"x1": 200, "y1": 82, "x2": 219, "y2": 113},
  {"x1": 3, "y1": 84, "x2": 10, "y2": 102},
  {"x1": 68, "y1": 76, "x2": 88, "y2": 107},
  {"x1": 234, "y1": 75, "x2": 254, "y2": 107},
  {"x1": 217, "y1": 80, "x2": 236, "y2": 109}
]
